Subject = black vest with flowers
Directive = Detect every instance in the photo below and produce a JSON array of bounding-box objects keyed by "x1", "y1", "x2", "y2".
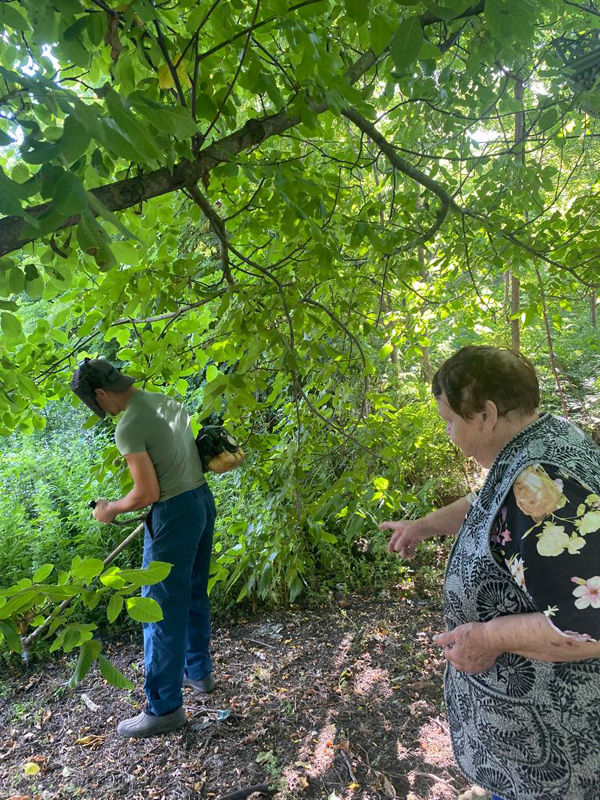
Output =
[{"x1": 444, "y1": 413, "x2": 600, "y2": 800}]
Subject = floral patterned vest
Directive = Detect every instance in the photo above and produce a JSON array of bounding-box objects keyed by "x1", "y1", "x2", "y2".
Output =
[{"x1": 444, "y1": 413, "x2": 600, "y2": 800}]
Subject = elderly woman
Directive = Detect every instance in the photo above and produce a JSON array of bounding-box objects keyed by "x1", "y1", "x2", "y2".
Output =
[{"x1": 380, "y1": 346, "x2": 600, "y2": 800}]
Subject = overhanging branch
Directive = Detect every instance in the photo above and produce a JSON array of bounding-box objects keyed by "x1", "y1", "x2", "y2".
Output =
[
  {"x1": 342, "y1": 106, "x2": 599, "y2": 288},
  {"x1": 0, "y1": 51, "x2": 378, "y2": 258}
]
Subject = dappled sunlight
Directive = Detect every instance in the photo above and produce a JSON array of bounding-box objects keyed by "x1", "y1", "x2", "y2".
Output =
[
  {"x1": 331, "y1": 631, "x2": 355, "y2": 671},
  {"x1": 307, "y1": 721, "x2": 338, "y2": 778},
  {"x1": 351, "y1": 662, "x2": 392, "y2": 700}
]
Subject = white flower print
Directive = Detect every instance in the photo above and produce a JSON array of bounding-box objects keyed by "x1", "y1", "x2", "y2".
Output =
[{"x1": 508, "y1": 555, "x2": 527, "y2": 590}]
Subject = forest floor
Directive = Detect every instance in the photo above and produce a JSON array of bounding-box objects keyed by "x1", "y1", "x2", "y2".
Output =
[{"x1": 1, "y1": 593, "x2": 470, "y2": 800}]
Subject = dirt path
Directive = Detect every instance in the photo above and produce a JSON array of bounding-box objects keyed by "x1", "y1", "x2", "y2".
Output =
[{"x1": 1, "y1": 597, "x2": 469, "y2": 800}]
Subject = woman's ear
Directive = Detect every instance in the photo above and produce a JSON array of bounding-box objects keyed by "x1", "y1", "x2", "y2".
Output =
[{"x1": 481, "y1": 399, "x2": 499, "y2": 427}]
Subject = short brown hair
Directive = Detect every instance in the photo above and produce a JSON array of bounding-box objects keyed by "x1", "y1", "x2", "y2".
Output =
[{"x1": 432, "y1": 346, "x2": 539, "y2": 419}]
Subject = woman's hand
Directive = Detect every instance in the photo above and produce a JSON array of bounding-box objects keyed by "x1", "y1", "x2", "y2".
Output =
[
  {"x1": 434, "y1": 622, "x2": 502, "y2": 674},
  {"x1": 379, "y1": 519, "x2": 429, "y2": 558}
]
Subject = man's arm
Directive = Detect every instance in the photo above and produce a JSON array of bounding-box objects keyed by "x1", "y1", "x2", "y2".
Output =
[
  {"x1": 380, "y1": 496, "x2": 471, "y2": 558},
  {"x1": 93, "y1": 452, "x2": 160, "y2": 524},
  {"x1": 435, "y1": 613, "x2": 600, "y2": 673}
]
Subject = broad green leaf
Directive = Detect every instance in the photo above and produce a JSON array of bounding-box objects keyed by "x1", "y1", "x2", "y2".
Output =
[
  {"x1": 68, "y1": 639, "x2": 102, "y2": 687},
  {"x1": 344, "y1": 0, "x2": 368, "y2": 25},
  {"x1": 289, "y1": 575, "x2": 303, "y2": 602},
  {"x1": 59, "y1": 115, "x2": 91, "y2": 164},
  {"x1": 51, "y1": 171, "x2": 89, "y2": 216},
  {"x1": 129, "y1": 94, "x2": 199, "y2": 139},
  {"x1": 379, "y1": 342, "x2": 393, "y2": 359},
  {"x1": 71, "y1": 557, "x2": 104, "y2": 582},
  {"x1": 107, "y1": 594, "x2": 124, "y2": 623},
  {"x1": 126, "y1": 596, "x2": 164, "y2": 622},
  {"x1": 98, "y1": 654, "x2": 134, "y2": 689},
  {"x1": 390, "y1": 16, "x2": 423, "y2": 72},
  {"x1": 0, "y1": 620, "x2": 23, "y2": 653},
  {"x1": 1, "y1": 312, "x2": 23, "y2": 339},
  {"x1": 33, "y1": 563, "x2": 54, "y2": 583},
  {"x1": 118, "y1": 561, "x2": 172, "y2": 586},
  {"x1": 369, "y1": 13, "x2": 393, "y2": 55},
  {"x1": 112, "y1": 241, "x2": 141, "y2": 265},
  {"x1": 538, "y1": 108, "x2": 559, "y2": 131},
  {"x1": 0, "y1": 4, "x2": 31, "y2": 31}
]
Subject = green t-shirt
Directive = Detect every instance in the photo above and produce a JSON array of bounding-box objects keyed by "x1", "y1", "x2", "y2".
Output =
[{"x1": 115, "y1": 390, "x2": 205, "y2": 501}]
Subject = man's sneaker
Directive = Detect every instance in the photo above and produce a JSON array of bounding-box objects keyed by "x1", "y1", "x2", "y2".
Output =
[
  {"x1": 117, "y1": 706, "x2": 186, "y2": 738},
  {"x1": 183, "y1": 671, "x2": 216, "y2": 693}
]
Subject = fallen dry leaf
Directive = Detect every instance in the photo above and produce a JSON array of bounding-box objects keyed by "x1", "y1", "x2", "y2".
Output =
[{"x1": 75, "y1": 734, "x2": 105, "y2": 748}]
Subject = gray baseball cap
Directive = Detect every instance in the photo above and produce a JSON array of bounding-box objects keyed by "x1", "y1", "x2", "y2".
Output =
[{"x1": 70, "y1": 358, "x2": 135, "y2": 418}]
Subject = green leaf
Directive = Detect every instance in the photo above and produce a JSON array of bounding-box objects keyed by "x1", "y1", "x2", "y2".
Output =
[
  {"x1": 126, "y1": 596, "x2": 164, "y2": 622},
  {"x1": 344, "y1": 0, "x2": 368, "y2": 24},
  {"x1": 71, "y1": 557, "x2": 105, "y2": 582},
  {"x1": 378, "y1": 342, "x2": 393, "y2": 359},
  {"x1": 538, "y1": 107, "x2": 559, "y2": 131},
  {"x1": 419, "y1": 40, "x2": 442, "y2": 61},
  {"x1": 390, "y1": 16, "x2": 423, "y2": 72},
  {"x1": 0, "y1": 130, "x2": 15, "y2": 146},
  {"x1": 1, "y1": 312, "x2": 23, "y2": 339},
  {"x1": 33, "y1": 564, "x2": 54, "y2": 583},
  {"x1": 129, "y1": 94, "x2": 199, "y2": 139},
  {"x1": 52, "y1": 170, "x2": 89, "y2": 216},
  {"x1": 112, "y1": 241, "x2": 141, "y2": 265},
  {"x1": 369, "y1": 13, "x2": 393, "y2": 55},
  {"x1": 59, "y1": 115, "x2": 91, "y2": 164},
  {"x1": 107, "y1": 594, "x2": 123, "y2": 623},
  {"x1": 98, "y1": 654, "x2": 134, "y2": 689},
  {"x1": 68, "y1": 639, "x2": 102, "y2": 688},
  {"x1": 118, "y1": 561, "x2": 172, "y2": 586},
  {"x1": 104, "y1": 88, "x2": 163, "y2": 162},
  {"x1": 289, "y1": 575, "x2": 303, "y2": 602},
  {"x1": 0, "y1": 620, "x2": 23, "y2": 653},
  {"x1": 0, "y1": 4, "x2": 31, "y2": 31},
  {"x1": 8, "y1": 268, "x2": 24, "y2": 294}
]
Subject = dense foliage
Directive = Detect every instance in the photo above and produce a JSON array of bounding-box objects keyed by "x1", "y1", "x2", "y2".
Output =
[{"x1": 0, "y1": 0, "x2": 599, "y2": 673}]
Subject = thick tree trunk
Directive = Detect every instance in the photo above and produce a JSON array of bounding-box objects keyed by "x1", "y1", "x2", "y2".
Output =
[{"x1": 591, "y1": 289, "x2": 598, "y2": 328}]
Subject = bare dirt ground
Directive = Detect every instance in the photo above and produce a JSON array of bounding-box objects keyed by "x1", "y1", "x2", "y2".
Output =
[{"x1": 1, "y1": 595, "x2": 469, "y2": 800}]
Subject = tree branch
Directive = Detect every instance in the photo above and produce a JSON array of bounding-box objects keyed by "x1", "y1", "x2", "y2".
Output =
[
  {"x1": 0, "y1": 51, "x2": 378, "y2": 257},
  {"x1": 186, "y1": 184, "x2": 235, "y2": 285}
]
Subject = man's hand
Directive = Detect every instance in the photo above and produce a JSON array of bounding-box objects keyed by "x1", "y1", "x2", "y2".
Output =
[
  {"x1": 433, "y1": 622, "x2": 502, "y2": 674},
  {"x1": 379, "y1": 519, "x2": 429, "y2": 558},
  {"x1": 92, "y1": 498, "x2": 118, "y2": 525}
]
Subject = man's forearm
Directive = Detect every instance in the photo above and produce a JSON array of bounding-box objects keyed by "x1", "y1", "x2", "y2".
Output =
[
  {"x1": 484, "y1": 613, "x2": 600, "y2": 662},
  {"x1": 419, "y1": 496, "x2": 471, "y2": 538},
  {"x1": 107, "y1": 489, "x2": 156, "y2": 516}
]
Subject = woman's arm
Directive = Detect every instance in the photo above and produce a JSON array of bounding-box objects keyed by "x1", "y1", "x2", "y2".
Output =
[
  {"x1": 380, "y1": 496, "x2": 471, "y2": 558},
  {"x1": 434, "y1": 613, "x2": 600, "y2": 674}
]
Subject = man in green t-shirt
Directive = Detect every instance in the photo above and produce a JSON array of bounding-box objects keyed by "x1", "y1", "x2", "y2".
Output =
[{"x1": 71, "y1": 358, "x2": 217, "y2": 737}]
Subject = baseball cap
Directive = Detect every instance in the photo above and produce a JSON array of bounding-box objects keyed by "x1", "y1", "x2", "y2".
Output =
[{"x1": 70, "y1": 358, "x2": 136, "y2": 418}]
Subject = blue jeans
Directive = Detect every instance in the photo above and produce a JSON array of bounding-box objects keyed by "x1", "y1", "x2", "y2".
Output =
[
  {"x1": 141, "y1": 484, "x2": 216, "y2": 716},
  {"x1": 492, "y1": 796, "x2": 504, "y2": 800}
]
